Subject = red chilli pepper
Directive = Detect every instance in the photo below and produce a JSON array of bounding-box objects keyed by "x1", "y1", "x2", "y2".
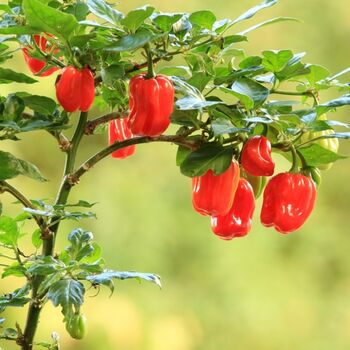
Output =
[
  {"x1": 260, "y1": 173, "x2": 316, "y2": 234},
  {"x1": 211, "y1": 178, "x2": 255, "y2": 240},
  {"x1": 192, "y1": 161, "x2": 240, "y2": 216},
  {"x1": 55, "y1": 66, "x2": 95, "y2": 112},
  {"x1": 108, "y1": 118, "x2": 136, "y2": 159},
  {"x1": 241, "y1": 136, "x2": 275, "y2": 176},
  {"x1": 22, "y1": 35, "x2": 58, "y2": 77},
  {"x1": 128, "y1": 74, "x2": 174, "y2": 137}
]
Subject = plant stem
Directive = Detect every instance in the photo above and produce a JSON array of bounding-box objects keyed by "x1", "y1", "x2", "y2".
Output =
[
  {"x1": 0, "y1": 181, "x2": 45, "y2": 232},
  {"x1": 21, "y1": 112, "x2": 88, "y2": 350},
  {"x1": 270, "y1": 89, "x2": 312, "y2": 97},
  {"x1": 85, "y1": 111, "x2": 128, "y2": 135},
  {"x1": 145, "y1": 44, "x2": 156, "y2": 79}
]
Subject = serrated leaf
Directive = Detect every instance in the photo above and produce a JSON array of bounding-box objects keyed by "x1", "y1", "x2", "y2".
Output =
[
  {"x1": 0, "y1": 68, "x2": 37, "y2": 84},
  {"x1": 122, "y1": 5, "x2": 155, "y2": 32},
  {"x1": 180, "y1": 143, "x2": 234, "y2": 177},
  {"x1": 23, "y1": 0, "x2": 79, "y2": 40},
  {"x1": 87, "y1": 0, "x2": 124, "y2": 25},
  {"x1": 48, "y1": 279, "x2": 85, "y2": 314}
]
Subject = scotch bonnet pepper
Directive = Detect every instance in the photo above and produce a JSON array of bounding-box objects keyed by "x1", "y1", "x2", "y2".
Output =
[
  {"x1": 108, "y1": 118, "x2": 136, "y2": 159},
  {"x1": 66, "y1": 313, "x2": 87, "y2": 340},
  {"x1": 192, "y1": 161, "x2": 240, "y2": 216},
  {"x1": 128, "y1": 74, "x2": 174, "y2": 137},
  {"x1": 22, "y1": 35, "x2": 58, "y2": 77},
  {"x1": 241, "y1": 136, "x2": 275, "y2": 176},
  {"x1": 211, "y1": 178, "x2": 255, "y2": 240},
  {"x1": 260, "y1": 173, "x2": 316, "y2": 234},
  {"x1": 56, "y1": 66, "x2": 95, "y2": 112}
]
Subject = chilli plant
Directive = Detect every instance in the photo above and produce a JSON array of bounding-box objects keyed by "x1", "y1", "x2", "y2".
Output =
[{"x1": 0, "y1": 0, "x2": 350, "y2": 349}]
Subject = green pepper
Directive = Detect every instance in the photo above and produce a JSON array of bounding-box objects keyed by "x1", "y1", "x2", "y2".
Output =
[{"x1": 66, "y1": 313, "x2": 87, "y2": 340}]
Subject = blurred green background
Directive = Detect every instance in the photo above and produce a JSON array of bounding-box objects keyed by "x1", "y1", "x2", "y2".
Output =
[{"x1": 2, "y1": 0, "x2": 350, "y2": 349}]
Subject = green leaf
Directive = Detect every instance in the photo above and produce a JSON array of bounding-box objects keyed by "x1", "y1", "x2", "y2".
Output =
[
  {"x1": 0, "y1": 68, "x2": 37, "y2": 84},
  {"x1": 0, "y1": 216, "x2": 20, "y2": 247},
  {"x1": 298, "y1": 143, "x2": 347, "y2": 167},
  {"x1": 16, "y1": 94, "x2": 57, "y2": 115},
  {"x1": 2, "y1": 263, "x2": 27, "y2": 278},
  {"x1": 0, "y1": 151, "x2": 46, "y2": 182},
  {"x1": 262, "y1": 50, "x2": 293, "y2": 72},
  {"x1": 316, "y1": 94, "x2": 350, "y2": 115},
  {"x1": 176, "y1": 146, "x2": 192, "y2": 166},
  {"x1": 239, "y1": 17, "x2": 299, "y2": 35},
  {"x1": 211, "y1": 118, "x2": 251, "y2": 136},
  {"x1": 105, "y1": 30, "x2": 156, "y2": 52},
  {"x1": 27, "y1": 256, "x2": 62, "y2": 275},
  {"x1": 180, "y1": 143, "x2": 234, "y2": 177},
  {"x1": 304, "y1": 64, "x2": 330, "y2": 87},
  {"x1": 48, "y1": 279, "x2": 85, "y2": 314},
  {"x1": 3, "y1": 95, "x2": 25, "y2": 121},
  {"x1": 0, "y1": 285, "x2": 31, "y2": 309},
  {"x1": 239, "y1": 56, "x2": 262, "y2": 69},
  {"x1": 86, "y1": 269, "x2": 161, "y2": 293},
  {"x1": 87, "y1": 0, "x2": 124, "y2": 25},
  {"x1": 158, "y1": 66, "x2": 191, "y2": 78},
  {"x1": 226, "y1": 77, "x2": 269, "y2": 109},
  {"x1": 122, "y1": 5, "x2": 155, "y2": 32},
  {"x1": 170, "y1": 109, "x2": 199, "y2": 126},
  {"x1": 101, "y1": 65, "x2": 125, "y2": 86},
  {"x1": 32, "y1": 229, "x2": 42, "y2": 249},
  {"x1": 231, "y1": 0, "x2": 278, "y2": 25},
  {"x1": 176, "y1": 97, "x2": 222, "y2": 110},
  {"x1": 152, "y1": 13, "x2": 183, "y2": 32},
  {"x1": 0, "y1": 26, "x2": 38, "y2": 35},
  {"x1": 189, "y1": 10, "x2": 216, "y2": 30},
  {"x1": 23, "y1": 0, "x2": 79, "y2": 40}
]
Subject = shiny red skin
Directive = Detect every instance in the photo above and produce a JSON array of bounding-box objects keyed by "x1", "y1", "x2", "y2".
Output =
[
  {"x1": 192, "y1": 161, "x2": 240, "y2": 217},
  {"x1": 108, "y1": 118, "x2": 136, "y2": 159},
  {"x1": 260, "y1": 173, "x2": 316, "y2": 234},
  {"x1": 128, "y1": 74, "x2": 174, "y2": 137},
  {"x1": 22, "y1": 35, "x2": 58, "y2": 77},
  {"x1": 211, "y1": 178, "x2": 255, "y2": 240},
  {"x1": 55, "y1": 66, "x2": 95, "y2": 112},
  {"x1": 241, "y1": 136, "x2": 275, "y2": 176}
]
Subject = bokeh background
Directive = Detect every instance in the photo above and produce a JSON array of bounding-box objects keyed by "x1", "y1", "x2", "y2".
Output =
[{"x1": 2, "y1": 0, "x2": 350, "y2": 349}]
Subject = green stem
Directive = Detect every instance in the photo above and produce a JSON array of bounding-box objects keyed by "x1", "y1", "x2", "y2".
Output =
[
  {"x1": 145, "y1": 44, "x2": 156, "y2": 79},
  {"x1": 270, "y1": 89, "x2": 310, "y2": 96},
  {"x1": 21, "y1": 112, "x2": 88, "y2": 350},
  {"x1": 289, "y1": 146, "x2": 300, "y2": 173}
]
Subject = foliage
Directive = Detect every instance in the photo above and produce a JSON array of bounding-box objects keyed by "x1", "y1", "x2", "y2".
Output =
[{"x1": 0, "y1": 0, "x2": 349, "y2": 349}]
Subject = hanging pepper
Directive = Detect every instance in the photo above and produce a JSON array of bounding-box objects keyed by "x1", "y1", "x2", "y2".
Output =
[
  {"x1": 128, "y1": 74, "x2": 174, "y2": 137},
  {"x1": 108, "y1": 118, "x2": 136, "y2": 159},
  {"x1": 22, "y1": 34, "x2": 59, "y2": 77},
  {"x1": 55, "y1": 66, "x2": 95, "y2": 112},
  {"x1": 192, "y1": 161, "x2": 240, "y2": 216},
  {"x1": 241, "y1": 136, "x2": 275, "y2": 176},
  {"x1": 66, "y1": 313, "x2": 87, "y2": 340},
  {"x1": 211, "y1": 178, "x2": 255, "y2": 240},
  {"x1": 260, "y1": 173, "x2": 316, "y2": 234},
  {"x1": 300, "y1": 115, "x2": 339, "y2": 170}
]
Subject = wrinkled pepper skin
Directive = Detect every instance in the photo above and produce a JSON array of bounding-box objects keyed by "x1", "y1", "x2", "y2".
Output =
[
  {"x1": 261, "y1": 173, "x2": 316, "y2": 234},
  {"x1": 128, "y1": 74, "x2": 174, "y2": 137},
  {"x1": 108, "y1": 118, "x2": 136, "y2": 159},
  {"x1": 56, "y1": 66, "x2": 95, "y2": 112},
  {"x1": 300, "y1": 115, "x2": 339, "y2": 171},
  {"x1": 22, "y1": 35, "x2": 58, "y2": 77},
  {"x1": 211, "y1": 178, "x2": 255, "y2": 240},
  {"x1": 241, "y1": 136, "x2": 275, "y2": 176},
  {"x1": 192, "y1": 161, "x2": 240, "y2": 216}
]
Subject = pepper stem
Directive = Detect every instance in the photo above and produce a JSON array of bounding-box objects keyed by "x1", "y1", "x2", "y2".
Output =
[
  {"x1": 145, "y1": 44, "x2": 156, "y2": 79},
  {"x1": 289, "y1": 145, "x2": 299, "y2": 173}
]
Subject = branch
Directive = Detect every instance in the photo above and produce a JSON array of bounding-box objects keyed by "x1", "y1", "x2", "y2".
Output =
[
  {"x1": 0, "y1": 181, "x2": 45, "y2": 231},
  {"x1": 71, "y1": 134, "x2": 199, "y2": 184},
  {"x1": 85, "y1": 111, "x2": 128, "y2": 135}
]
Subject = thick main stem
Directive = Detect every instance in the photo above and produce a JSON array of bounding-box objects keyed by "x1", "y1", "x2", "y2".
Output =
[{"x1": 21, "y1": 112, "x2": 88, "y2": 350}]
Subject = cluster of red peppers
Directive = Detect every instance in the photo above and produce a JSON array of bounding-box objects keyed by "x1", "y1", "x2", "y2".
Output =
[
  {"x1": 22, "y1": 34, "x2": 317, "y2": 239},
  {"x1": 192, "y1": 136, "x2": 316, "y2": 239}
]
